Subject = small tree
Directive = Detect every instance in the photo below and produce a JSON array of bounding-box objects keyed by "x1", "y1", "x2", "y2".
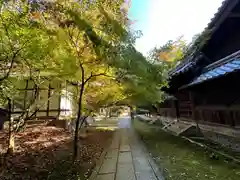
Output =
[
  {"x1": 0, "y1": 1, "x2": 62, "y2": 154},
  {"x1": 41, "y1": 0, "x2": 130, "y2": 160}
]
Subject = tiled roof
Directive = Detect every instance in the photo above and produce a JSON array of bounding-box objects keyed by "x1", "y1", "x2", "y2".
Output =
[
  {"x1": 188, "y1": 59, "x2": 240, "y2": 86},
  {"x1": 182, "y1": 50, "x2": 240, "y2": 87},
  {"x1": 206, "y1": 0, "x2": 231, "y2": 29},
  {"x1": 169, "y1": 54, "x2": 200, "y2": 76},
  {"x1": 170, "y1": 0, "x2": 233, "y2": 77}
]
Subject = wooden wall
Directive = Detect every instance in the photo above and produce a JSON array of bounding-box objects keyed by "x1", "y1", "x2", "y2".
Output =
[
  {"x1": 202, "y1": 2, "x2": 240, "y2": 63},
  {"x1": 160, "y1": 71, "x2": 240, "y2": 127},
  {"x1": 158, "y1": 99, "x2": 177, "y2": 118},
  {"x1": 11, "y1": 79, "x2": 70, "y2": 120},
  {"x1": 190, "y1": 71, "x2": 240, "y2": 127}
]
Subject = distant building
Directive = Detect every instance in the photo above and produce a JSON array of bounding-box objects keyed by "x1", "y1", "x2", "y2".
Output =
[{"x1": 159, "y1": 0, "x2": 240, "y2": 151}]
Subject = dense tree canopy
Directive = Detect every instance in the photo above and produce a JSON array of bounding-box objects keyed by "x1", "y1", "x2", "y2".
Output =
[{"x1": 0, "y1": 0, "x2": 171, "y2": 157}]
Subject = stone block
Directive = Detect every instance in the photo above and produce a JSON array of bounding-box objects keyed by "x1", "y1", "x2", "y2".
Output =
[
  {"x1": 116, "y1": 163, "x2": 136, "y2": 180},
  {"x1": 106, "y1": 149, "x2": 118, "y2": 158},
  {"x1": 118, "y1": 152, "x2": 132, "y2": 164},
  {"x1": 99, "y1": 157, "x2": 117, "y2": 174},
  {"x1": 96, "y1": 173, "x2": 115, "y2": 180},
  {"x1": 120, "y1": 145, "x2": 131, "y2": 152}
]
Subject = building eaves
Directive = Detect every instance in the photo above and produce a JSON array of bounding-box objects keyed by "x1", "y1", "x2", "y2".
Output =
[{"x1": 169, "y1": 0, "x2": 236, "y2": 77}]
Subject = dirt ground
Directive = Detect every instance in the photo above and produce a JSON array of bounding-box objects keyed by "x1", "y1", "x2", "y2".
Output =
[{"x1": 0, "y1": 123, "x2": 113, "y2": 180}]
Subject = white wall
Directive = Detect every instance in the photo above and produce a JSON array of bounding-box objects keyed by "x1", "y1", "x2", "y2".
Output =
[{"x1": 60, "y1": 89, "x2": 73, "y2": 117}]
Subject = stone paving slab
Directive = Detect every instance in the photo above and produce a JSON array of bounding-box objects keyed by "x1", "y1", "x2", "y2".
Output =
[
  {"x1": 116, "y1": 163, "x2": 136, "y2": 180},
  {"x1": 96, "y1": 173, "x2": 115, "y2": 180},
  {"x1": 135, "y1": 172, "x2": 158, "y2": 180},
  {"x1": 118, "y1": 151, "x2": 132, "y2": 163},
  {"x1": 99, "y1": 157, "x2": 117, "y2": 174},
  {"x1": 131, "y1": 148, "x2": 143, "y2": 157},
  {"x1": 109, "y1": 142, "x2": 119, "y2": 149},
  {"x1": 133, "y1": 156, "x2": 152, "y2": 172},
  {"x1": 121, "y1": 138, "x2": 129, "y2": 145},
  {"x1": 109, "y1": 136, "x2": 120, "y2": 149},
  {"x1": 105, "y1": 149, "x2": 118, "y2": 158},
  {"x1": 119, "y1": 144, "x2": 131, "y2": 152},
  {"x1": 93, "y1": 117, "x2": 164, "y2": 180}
]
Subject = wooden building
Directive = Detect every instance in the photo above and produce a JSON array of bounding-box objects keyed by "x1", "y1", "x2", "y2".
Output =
[
  {"x1": 11, "y1": 79, "x2": 76, "y2": 120},
  {"x1": 161, "y1": 0, "x2": 240, "y2": 129},
  {"x1": 0, "y1": 76, "x2": 76, "y2": 129}
]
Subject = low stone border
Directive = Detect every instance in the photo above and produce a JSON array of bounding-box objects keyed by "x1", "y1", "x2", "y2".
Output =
[
  {"x1": 154, "y1": 124, "x2": 240, "y2": 164},
  {"x1": 132, "y1": 127, "x2": 165, "y2": 180}
]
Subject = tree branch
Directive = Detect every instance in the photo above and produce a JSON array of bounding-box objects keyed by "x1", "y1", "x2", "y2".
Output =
[
  {"x1": 0, "y1": 38, "x2": 30, "y2": 82},
  {"x1": 83, "y1": 66, "x2": 110, "y2": 84},
  {"x1": 0, "y1": 14, "x2": 14, "y2": 52},
  {"x1": 67, "y1": 80, "x2": 82, "y2": 87},
  {"x1": 84, "y1": 72, "x2": 104, "y2": 84}
]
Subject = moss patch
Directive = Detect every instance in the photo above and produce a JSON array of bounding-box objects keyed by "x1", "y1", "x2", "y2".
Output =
[{"x1": 133, "y1": 119, "x2": 240, "y2": 180}]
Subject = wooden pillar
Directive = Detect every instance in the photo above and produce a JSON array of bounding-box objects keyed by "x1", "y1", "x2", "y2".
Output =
[
  {"x1": 229, "y1": 111, "x2": 235, "y2": 127},
  {"x1": 46, "y1": 82, "x2": 51, "y2": 117},
  {"x1": 171, "y1": 100, "x2": 174, "y2": 117},
  {"x1": 200, "y1": 110, "x2": 204, "y2": 121},
  {"x1": 174, "y1": 99, "x2": 180, "y2": 120},
  {"x1": 34, "y1": 84, "x2": 39, "y2": 118},
  {"x1": 7, "y1": 98, "x2": 14, "y2": 154},
  {"x1": 57, "y1": 83, "x2": 62, "y2": 118},
  {"x1": 190, "y1": 92, "x2": 201, "y2": 133},
  {"x1": 23, "y1": 80, "x2": 29, "y2": 110},
  {"x1": 189, "y1": 92, "x2": 196, "y2": 120}
]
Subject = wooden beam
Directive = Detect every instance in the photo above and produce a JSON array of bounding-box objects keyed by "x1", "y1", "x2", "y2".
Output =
[
  {"x1": 159, "y1": 108, "x2": 172, "y2": 111},
  {"x1": 189, "y1": 92, "x2": 196, "y2": 120},
  {"x1": 228, "y1": 13, "x2": 240, "y2": 18},
  {"x1": 229, "y1": 105, "x2": 240, "y2": 111},
  {"x1": 196, "y1": 105, "x2": 228, "y2": 111},
  {"x1": 196, "y1": 105, "x2": 240, "y2": 111},
  {"x1": 179, "y1": 117, "x2": 192, "y2": 122},
  {"x1": 11, "y1": 109, "x2": 71, "y2": 114},
  {"x1": 209, "y1": 0, "x2": 239, "y2": 32}
]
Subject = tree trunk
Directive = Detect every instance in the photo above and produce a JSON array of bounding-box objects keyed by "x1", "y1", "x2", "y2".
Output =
[
  {"x1": 72, "y1": 64, "x2": 105, "y2": 160},
  {"x1": 151, "y1": 105, "x2": 158, "y2": 114},
  {"x1": 130, "y1": 106, "x2": 134, "y2": 120},
  {"x1": 79, "y1": 116, "x2": 88, "y2": 139},
  {"x1": 7, "y1": 99, "x2": 14, "y2": 154},
  {"x1": 105, "y1": 107, "x2": 109, "y2": 119},
  {"x1": 7, "y1": 129, "x2": 14, "y2": 154},
  {"x1": 73, "y1": 82, "x2": 84, "y2": 160}
]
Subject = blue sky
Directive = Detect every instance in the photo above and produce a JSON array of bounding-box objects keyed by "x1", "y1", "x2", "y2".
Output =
[{"x1": 129, "y1": 0, "x2": 224, "y2": 55}]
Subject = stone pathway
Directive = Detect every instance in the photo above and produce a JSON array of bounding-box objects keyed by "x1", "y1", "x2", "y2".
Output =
[{"x1": 93, "y1": 117, "x2": 164, "y2": 180}]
